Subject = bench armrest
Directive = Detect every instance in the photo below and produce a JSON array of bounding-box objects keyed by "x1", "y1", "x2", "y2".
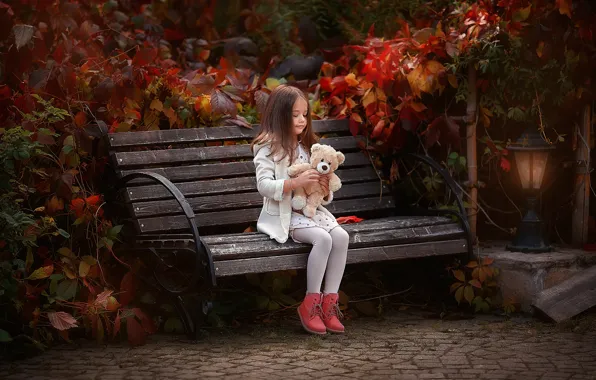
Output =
[
  {"x1": 395, "y1": 153, "x2": 473, "y2": 258},
  {"x1": 118, "y1": 171, "x2": 217, "y2": 288}
]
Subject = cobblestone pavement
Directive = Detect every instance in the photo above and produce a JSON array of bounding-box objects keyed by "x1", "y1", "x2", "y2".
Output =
[{"x1": 1, "y1": 311, "x2": 595, "y2": 380}]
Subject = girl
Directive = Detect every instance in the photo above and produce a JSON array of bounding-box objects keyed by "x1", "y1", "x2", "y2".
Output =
[{"x1": 251, "y1": 85, "x2": 350, "y2": 335}]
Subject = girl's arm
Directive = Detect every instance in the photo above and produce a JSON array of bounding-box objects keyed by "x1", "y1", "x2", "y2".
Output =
[{"x1": 253, "y1": 144, "x2": 287, "y2": 202}]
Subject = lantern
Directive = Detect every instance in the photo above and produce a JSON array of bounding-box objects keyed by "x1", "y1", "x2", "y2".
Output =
[{"x1": 506, "y1": 128, "x2": 555, "y2": 253}]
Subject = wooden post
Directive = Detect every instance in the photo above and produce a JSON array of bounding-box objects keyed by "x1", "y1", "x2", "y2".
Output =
[
  {"x1": 571, "y1": 105, "x2": 591, "y2": 247},
  {"x1": 466, "y1": 66, "x2": 478, "y2": 244}
]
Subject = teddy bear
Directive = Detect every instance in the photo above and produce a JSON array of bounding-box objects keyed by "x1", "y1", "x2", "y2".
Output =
[{"x1": 287, "y1": 143, "x2": 345, "y2": 217}]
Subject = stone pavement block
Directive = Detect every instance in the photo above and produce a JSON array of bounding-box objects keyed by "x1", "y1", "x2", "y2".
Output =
[{"x1": 1, "y1": 312, "x2": 594, "y2": 380}]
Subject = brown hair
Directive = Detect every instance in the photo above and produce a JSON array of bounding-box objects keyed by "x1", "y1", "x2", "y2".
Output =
[{"x1": 251, "y1": 85, "x2": 318, "y2": 163}]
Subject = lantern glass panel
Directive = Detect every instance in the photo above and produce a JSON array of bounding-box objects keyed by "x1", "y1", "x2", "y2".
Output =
[
  {"x1": 514, "y1": 150, "x2": 549, "y2": 190},
  {"x1": 530, "y1": 151, "x2": 549, "y2": 189}
]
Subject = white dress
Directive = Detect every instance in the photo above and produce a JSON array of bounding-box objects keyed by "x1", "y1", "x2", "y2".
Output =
[{"x1": 288, "y1": 144, "x2": 339, "y2": 241}]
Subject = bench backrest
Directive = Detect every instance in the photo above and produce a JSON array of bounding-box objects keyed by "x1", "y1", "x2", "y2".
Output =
[{"x1": 108, "y1": 119, "x2": 394, "y2": 236}]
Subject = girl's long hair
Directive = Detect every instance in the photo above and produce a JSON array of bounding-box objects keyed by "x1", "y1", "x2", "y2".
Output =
[{"x1": 251, "y1": 85, "x2": 318, "y2": 163}]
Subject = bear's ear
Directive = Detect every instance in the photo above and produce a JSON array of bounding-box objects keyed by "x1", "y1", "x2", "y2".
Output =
[
  {"x1": 336, "y1": 151, "x2": 345, "y2": 165},
  {"x1": 311, "y1": 143, "x2": 322, "y2": 153}
]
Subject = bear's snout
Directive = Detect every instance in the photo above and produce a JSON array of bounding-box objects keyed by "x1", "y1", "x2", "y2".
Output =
[{"x1": 316, "y1": 161, "x2": 330, "y2": 174}]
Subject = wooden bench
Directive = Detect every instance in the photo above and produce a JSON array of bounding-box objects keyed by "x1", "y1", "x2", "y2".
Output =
[{"x1": 107, "y1": 119, "x2": 471, "y2": 338}]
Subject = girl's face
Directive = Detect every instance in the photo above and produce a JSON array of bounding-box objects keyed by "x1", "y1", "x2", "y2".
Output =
[{"x1": 292, "y1": 97, "x2": 308, "y2": 137}]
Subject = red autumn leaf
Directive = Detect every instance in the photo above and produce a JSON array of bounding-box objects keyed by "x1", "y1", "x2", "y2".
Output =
[
  {"x1": 210, "y1": 89, "x2": 237, "y2": 117},
  {"x1": 132, "y1": 47, "x2": 158, "y2": 67},
  {"x1": 119, "y1": 272, "x2": 135, "y2": 307},
  {"x1": 133, "y1": 308, "x2": 157, "y2": 334},
  {"x1": 95, "y1": 289, "x2": 113, "y2": 308},
  {"x1": 48, "y1": 311, "x2": 78, "y2": 331},
  {"x1": 126, "y1": 315, "x2": 146, "y2": 346},
  {"x1": 319, "y1": 77, "x2": 333, "y2": 92},
  {"x1": 371, "y1": 119, "x2": 386, "y2": 139},
  {"x1": 0, "y1": 84, "x2": 10, "y2": 100},
  {"x1": 556, "y1": 0, "x2": 572, "y2": 18},
  {"x1": 500, "y1": 156, "x2": 511, "y2": 172},
  {"x1": 336, "y1": 216, "x2": 364, "y2": 224},
  {"x1": 163, "y1": 28, "x2": 186, "y2": 41},
  {"x1": 113, "y1": 312, "x2": 121, "y2": 338},
  {"x1": 74, "y1": 111, "x2": 86, "y2": 127}
]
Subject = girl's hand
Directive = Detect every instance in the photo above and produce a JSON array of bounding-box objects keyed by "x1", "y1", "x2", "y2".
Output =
[
  {"x1": 293, "y1": 169, "x2": 320, "y2": 188},
  {"x1": 319, "y1": 174, "x2": 330, "y2": 195}
]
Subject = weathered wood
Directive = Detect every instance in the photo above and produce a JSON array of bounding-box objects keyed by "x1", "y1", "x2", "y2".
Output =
[
  {"x1": 213, "y1": 239, "x2": 468, "y2": 277},
  {"x1": 133, "y1": 216, "x2": 460, "y2": 249},
  {"x1": 118, "y1": 151, "x2": 372, "y2": 185},
  {"x1": 532, "y1": 265, "x2": 596, "y2": 322},
  {"x1": 209, "y1": 223, "x2": 464, "y2": 260},
  {"x1": 112, "y1": 136, "x2": 359, "y2": 168},
  {"x1": 124, "y1": 167, "x2": 380, "y2": 202},
  {"x1": 130, "y1": 182, "x2": 389, "y2": 217},
  {"x1": 108, "y1": 119, "x2": 349, "y2": 149},
  {"x1": 134, "y1": 196, "x2": 395, "y2": 233},
  {"x1": 571, "y1": 105, "x2": 591, "y2": 247}
]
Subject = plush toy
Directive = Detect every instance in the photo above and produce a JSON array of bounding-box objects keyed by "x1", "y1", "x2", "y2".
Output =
[{"x1": 287, "y1": 143, "x2": 345, "y2": 217}]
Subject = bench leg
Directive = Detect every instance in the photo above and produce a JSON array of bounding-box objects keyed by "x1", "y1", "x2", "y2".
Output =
[{"x1": 173, "y1": 294, "x2": 213, "y2": 340}]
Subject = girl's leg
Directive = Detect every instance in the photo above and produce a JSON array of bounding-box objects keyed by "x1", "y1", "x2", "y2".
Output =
[
  {"x1": 323, "y1": 226, "x2": 349, "y2": 294},
  {"x1": 291, "y1": 227, "x2": 333, "y2": 293},
  {"x1": 320, "y1": 226, "x2": 349, "y2": 333}
]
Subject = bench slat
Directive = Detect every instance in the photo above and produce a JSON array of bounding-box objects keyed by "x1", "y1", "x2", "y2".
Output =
[
  {"x1": 112, "y1": 136, "x2": 359, "y2": 169},
  {"x1": 129, "y1": 182, "x2": 389, "y2": 217},
  {"x1": 214, "y1": 239, "x2": 468, "y2": 277},
  {"x1": 209, "y1": 223, "x2": 464, "y2": 260},
  {"x1": 108, "y1": 119, "x2": 349, "y2": 149},
  {"x1": 134, "y1": 196, "x2": 395, "y2": 233},
  {"x1": 118, "y1": 151, "x2": 372, "y2": 184},
  {"x1": 133, "y1": 216, "x2": 459, "y2": 249},
  {"x1": 124, "y1": 167, "x2": 380, "y2": 202}
]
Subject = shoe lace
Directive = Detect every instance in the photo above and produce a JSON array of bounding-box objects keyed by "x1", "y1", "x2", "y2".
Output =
[
  {"x1": 325, "y1": 300, "x2": 343, "y2": 320},
  {"x1": 309, "y1": 303, "x2": 323, "y2": 320}
]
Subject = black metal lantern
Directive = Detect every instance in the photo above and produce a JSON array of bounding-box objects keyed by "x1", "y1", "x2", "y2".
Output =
[{"x1": 506, "y1": 128, "x2": 555, "y2": 253}]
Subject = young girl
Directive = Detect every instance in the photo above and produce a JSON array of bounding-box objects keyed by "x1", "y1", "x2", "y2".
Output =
[{"x1": 251, "y1": 85, "x2": 350, "y2": 335}]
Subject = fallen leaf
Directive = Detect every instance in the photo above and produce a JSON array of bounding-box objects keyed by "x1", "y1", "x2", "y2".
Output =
[{"x1": 336, "y1": 216, "x2": 364, "y2": 224}]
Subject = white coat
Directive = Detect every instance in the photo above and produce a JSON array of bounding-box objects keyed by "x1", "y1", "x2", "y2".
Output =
[{"x1": 253, "y1": 143, "x2": 335, "y2": 243}]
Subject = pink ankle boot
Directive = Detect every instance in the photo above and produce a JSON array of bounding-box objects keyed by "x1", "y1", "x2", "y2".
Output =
[
  {"x1": 297, "y1": 293, "x2": 326, "y2": 335},
  {"x1": 321, "y1": 293, "x2": 345, "y2": 333}
]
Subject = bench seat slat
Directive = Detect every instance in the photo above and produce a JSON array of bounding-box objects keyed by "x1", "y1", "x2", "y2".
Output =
[
  {"x1": 134, "y1": 196, "x2": 395, "y2": 233},
  {"x1": 124, "y1": 167, "x2": 380, "y2": 202},
  {"x1": 209, "y1": 223, "x2": 464, "y2": 260},
  {"x1": 129, "y1": 182, "x2": 389, "y2": 217},
  {"x1": 118, "y1": 151, "x2": 371, "y2": 185},
  {"x1": 214, "y1": 239, "x2": 468, "y2": 277},
  {"x1": 108, "y1": 119, "x2": 349, "y2": 149},
  {"x1": 133, "y1": 216, "x2": 459, "y2": 248},
  {"x1": 112, "y1": 136, "x2": 360, "y2": 169}
]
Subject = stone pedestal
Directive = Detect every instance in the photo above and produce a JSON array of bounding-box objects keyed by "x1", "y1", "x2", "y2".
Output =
[{"x1": 481, "y1": 242, "x2": 596, "y2": 313}]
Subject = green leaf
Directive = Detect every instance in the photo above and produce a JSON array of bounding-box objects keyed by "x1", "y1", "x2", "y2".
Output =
[
  {"x1": 464, "y1": 285, "x2": 475, "y2": 305},
  {"x1": 57, "y1": 229, "x2": 70, "y2": 238},
  {"x1": 56, "y1": 279, "x2": 78, "y2": 300},
  {"x1": 26, "y1": 265, "x2": 54, "y2": 280},
  {"x1": 164, "y1": 317, "x2": 184, "y2": 333},
  {"x1": 0, "y1": 329, "x2": 12, "y2": 342},
  {"x1": 140, "y1": 292, "x2": 156, "y2": 305},
  {"x1": 512, "y1": 5, "x2": 531, "y2": 22},
  {"x1": 255, "y1": 295, "x2": 270, "y2": 310}
]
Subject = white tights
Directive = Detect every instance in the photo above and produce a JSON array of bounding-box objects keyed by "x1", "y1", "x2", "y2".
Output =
[{"x1": 291, "y1": 226, "x2": 349, "y2": 294}]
